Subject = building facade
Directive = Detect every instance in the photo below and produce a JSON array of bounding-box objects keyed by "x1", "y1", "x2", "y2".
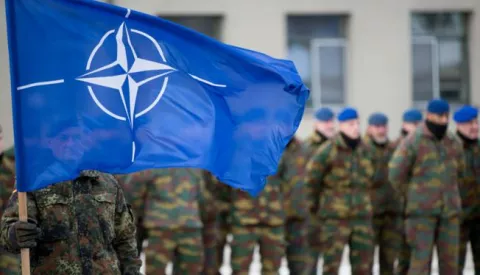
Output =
[{"x1": 0, "y1": 0, "x2": 479, "y2": 145}]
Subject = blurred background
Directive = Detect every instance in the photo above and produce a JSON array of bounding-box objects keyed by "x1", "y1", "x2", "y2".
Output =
[{"x1": 0, "y1": 1, "x2": 479, "y2": 274}]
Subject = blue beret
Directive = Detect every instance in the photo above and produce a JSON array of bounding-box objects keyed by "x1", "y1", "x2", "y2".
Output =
[
  {"x1": 453, "y1": 105, "x2": 478, "y2": 123},
  {"x1": 337, "y1": 107, "x2": 358, "y2": 122},
  {"x1": 402, "y1": 109, "x2": 423, "y2": 123},
  {"x1": 368, "y1": 112, "x2": 388, "y2": 126},
  {"x1": 427, "y1": 99, "x2": 450, "y2": 114},
  {"x1": 315, "y1": 107, "x2": 334, "y2": 121}
]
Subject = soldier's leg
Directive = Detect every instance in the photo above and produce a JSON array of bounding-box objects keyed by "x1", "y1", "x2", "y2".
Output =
[
  {"x1": 379, "y1": 214, "x2": 401, "y2": 275},
  {"x1": 437, "y1": 215, "x2": 460, "y2": 275},
  {"x1": 458, "y1": 219, "x2": 470, "y2": 274},
  {"x1": 307, "y1": 219, "x2": 322, "y2": 275},
  {"x1": 286, "y1": 219, "x2": 311, "y2": 275},
  {"x1": 0, "y1": 251, "x2": 20, "y2": 275},
  {"x1": 230, "y1": 226, "x2": 257, "y2": 275},
  {"x1": 372, "y1": 214, "x2": 384, "y2": 273},
  {"x1": 202, "y1": 221, "x2": 218, "y2": 275},
  {"x1": 145, "y1": 229, "x2": 176, "y2": 275},
  {"x1": 350, "y1": 218, "x2": 375, "y2": 275},
  {"x1": 321, "y1": 219, "x2": 350, "y2": 275},
  {"x1": 175, "y1": 228, "x2": 204, "y2": 275},
  {"x1": 216, "y1": 212, "x2": 229, "y2": 272},
  {"x1": 259, "y1": 226, "x2": 285, "y2": 275},
  {"x1": 396, "y1": 217, "x2": 410, "y2": 275},
  {"x1": 405, "y1": 217, "x2": 436, "y2": 275},
  {"x1": 470, "y1": 218, "x2": 480, "y2": 274}
]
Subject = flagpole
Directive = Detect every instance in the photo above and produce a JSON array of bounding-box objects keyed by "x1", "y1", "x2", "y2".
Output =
[{"x1": 18, "y1": 192, "x2": 30, "y2": 275}]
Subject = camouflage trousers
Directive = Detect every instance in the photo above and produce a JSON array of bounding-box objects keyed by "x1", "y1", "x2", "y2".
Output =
[
  {"x1": 215, "y1": 212, "x2": 230, "y2": 274},
  {"x1": 307, "y1": 219, "x2": 323, "y2": 275},
  {"x1": 320, "y1": 218, "x2": 374, "y2": 275},
  {"x1": 459, "y1": 217, "x2": 480, "y2": 274},
  {"x1": 202, "y1": 221, "x2": 218, "y2": 275},
  {"x1": 373, "y1": 213, "x2": 402, "y2": 275},
  {"x1": 0, "y1": 251, "x2": 20, "y2": 275},
  {"x1": 285, "y1": 219, "x2": 311, "y2": 275},
  {"x1": 405, "y1": 216, "x2": 459, "y2": 275},
  {"x1": 145, "y1": 228, "x2": 204, "y2": 275},
  {"x1": 230, "y1": 225, "x2": 285, "y2": 275},
  {"x1": 396, "y1": 217, "x2": 410, "y2": 275}
]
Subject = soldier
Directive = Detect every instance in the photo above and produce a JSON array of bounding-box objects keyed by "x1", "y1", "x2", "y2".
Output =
[
  {"x1": 305, "y1": 107, "x2": 335, "y2": 273},
  {"x1": 230, "y1": 170, "x2": 286, "y2": 274},
  {"x1": 394, "y1": 108, "x2": 423, "y2": 275},
  {"x1": 364, "y1": 113, "x2": 400, "y2": 275},
  {"x1": 0, "y1": 125, "x2": 20, "y2": 275},
  {"x1": 454, "y1": 106, "x2": 480, "y2": 274},
  {"x1": 126, "y1": 168, "x2": 216, "y2": 274},
  {"x1": 0, "y1": 122, "x2": 141, "y2": 274},
  {"x1": 282, "y1": 136, "x2": 310, "y2": 275},
  {"x1": 389, "y1": 99, "x2": 465, "y2": 275},
  {"x1": 306, "y1": 107, "x2": 375, "y2": 275}
]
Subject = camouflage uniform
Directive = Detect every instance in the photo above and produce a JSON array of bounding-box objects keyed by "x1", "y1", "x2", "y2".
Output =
[
  {"x1": 126, "y1": 168, "x2": 216, "y2": 275},
  {"x1": 457, "y1": 138, "x2": 480, "y2": 274},
  {"x1": 281, "y1": 138, "x2": 310, "y2": 275},
  {"x1": 306, "y1": 134, "x2": 375, "y2": 275},
  {"x1": 230, "y1": 170, "x2": 286, "y2": 275},
  {"x1": 0, "y1": 148, "x2": 20, "y2": 275},
  {"x1": 364, "y1": 136, "x2": 401, "y2": 275},
  {"x1": 389, "y1": 124, "x2": 465, "y2": 275},
  {"x1": 304, "y1": 131, "x2": 329, "y2": 274},
  {"x1": 0, "y1": 171, "x2": 141, "y2": 274}
]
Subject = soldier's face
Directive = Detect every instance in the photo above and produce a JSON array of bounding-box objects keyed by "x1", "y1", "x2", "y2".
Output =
[
  {"x1": 457, "y1": 119, "x2": 479, "y2": 140},
  {"x1": 402, "y1": 122, "x2": 420, "y2": 134},
  {"x1": 315, "y1": 120, "x2": 335, "y2": 138},
  {"x1": 339, "y1": 119, "x2": 360, "y2": 139},
  {"x1": 368, "y1": 125, "x2": 388, "y2": 143},
  {"x1": 49, "y1": 127, "x2": 86, "y2": 161},
  {"x1": 426, "y1": 113, "x2": 449, "y2": 125}
]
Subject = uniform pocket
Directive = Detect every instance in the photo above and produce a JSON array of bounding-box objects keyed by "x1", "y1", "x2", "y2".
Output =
[
  {"x1": 93, "y1": 193, "x2": 116, "y2": 244},
  {"x1": 35, "y1": 195, "x2": 71, "y2": 241}
]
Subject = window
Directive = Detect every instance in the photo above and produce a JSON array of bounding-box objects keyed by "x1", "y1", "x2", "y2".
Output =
[
  {"x1": 159, "y1": 16, "x2": 223, "y2": 40},
  {"x1": 287, "y1": 15, "x2": 348, "y2": 108},
  {"x1": 411, "y1": 13, "x2": 470, "y2": 104}
]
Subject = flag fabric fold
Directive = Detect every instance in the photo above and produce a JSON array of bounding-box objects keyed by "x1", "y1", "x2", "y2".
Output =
[{"x1": 5, "y1": 0, "x2": 309, "y2": 195}]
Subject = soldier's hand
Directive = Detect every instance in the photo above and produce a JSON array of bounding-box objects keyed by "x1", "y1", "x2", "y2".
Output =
[{"x1": 8, "y1": 219, "x2": 42, "y2": 250}]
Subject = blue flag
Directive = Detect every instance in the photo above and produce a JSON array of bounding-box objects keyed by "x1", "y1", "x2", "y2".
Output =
[{"x1": 5, "y1": 0, "x2": 309, "y2": 195}]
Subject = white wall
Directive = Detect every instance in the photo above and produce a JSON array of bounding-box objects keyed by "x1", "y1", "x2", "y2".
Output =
[{"x1": 0, "y1": 0, "x2": 479, "y2": 144}]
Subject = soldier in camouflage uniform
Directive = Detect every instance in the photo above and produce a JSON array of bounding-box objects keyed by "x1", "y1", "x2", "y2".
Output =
[
  {"x1": 389, "y1": 99, "x2": 465, "y2": 275},
  {"x1": 230, "y1": 169, "x2": 286, "y2": 274},
  {"x1": 126, "y1": 168, "x2": 216, "y2": 275},
  {"x1": 281, "y1": 137, "x2": 310, "y2": 275},
  {"x1": 304, "y1": 107, "x2": 335, "y2": 274},
  {"x1": 306, "y1": 107, "x2": 375, "y2": 275},
  {"x1": 365, "y1": 113, "x2": 400, "y2": 275},
  {"x1": 454, "y1": 106, "x2": 480, "y2": 274},
  {"x1": 393, "y1": 108, "x2": 423, "y2": 275},
  {"x1": 0, "y1": 125, "x2": 20, "y2": 275}
]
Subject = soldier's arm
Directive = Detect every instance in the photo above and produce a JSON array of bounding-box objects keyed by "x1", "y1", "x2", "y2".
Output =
[
  {"x1": 454, "y1": 139, "x2": 467, "y2": 180},
  {"x1": 199, "y1": 175, "x2": 218, "y2": 224},
  {"x1": 305, "y1": 142, "x2": 332, "y2": 214},
  {"x1": 113, "y1": 185, "x2": 142, "y2": 274},
  {"x1": 124, "y1": 171, "x2": 151, "y2": 225},
  {"x1": 284, "y1": 147, "x2": 308, "y2": 212},
  {"x1": 0, "y1": 190, "x2": 38, "y2": 253},
  {"x1": 388, "y1": 138, "x2": 415, "y2": 196}
]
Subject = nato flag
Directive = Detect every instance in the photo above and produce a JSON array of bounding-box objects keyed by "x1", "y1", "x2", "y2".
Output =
[{"x1": 5, "y1": 0, "x2": 309, "y2": 195}]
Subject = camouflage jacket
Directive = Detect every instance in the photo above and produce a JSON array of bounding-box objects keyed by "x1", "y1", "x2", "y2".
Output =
[
  {"x1": 0, "y1": 171, "x2": 141, "y2": 275},
  {"x1": 389, "y1": 124, "x2": 465, "y2": 217},
  {"x1": 456, "y1": 137, "x2": 480, "y2": 219},
  {"x1": 281, "y1": 138, "x2": 309, "y2": 220},
  {"x1": 363, "y1": 136, "x2": 400, "y2": 214},
  {"x1": 125, "y1": 168, "x2": 216, "y2": 230},
  {"x1": 305, "y1": 134, "x2": 375, "y2": 219},
  {"x1": 230, "y1": 169, "x2": 286, "y2": 227},
  {"x1": 0, "y1": 147, "x2": 16, "y2": 219},
  {"x1": 305, "y1": 131, "x2": 329, "y2": 160}
]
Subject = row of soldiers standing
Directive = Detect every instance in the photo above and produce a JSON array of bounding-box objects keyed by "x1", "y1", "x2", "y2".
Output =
[
  {"x1": 0, "y1": 98, "x2": 478, "y2": 275},
  {"x1": 115, "y1": 98, "x2": 479, "y2": 275}
]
